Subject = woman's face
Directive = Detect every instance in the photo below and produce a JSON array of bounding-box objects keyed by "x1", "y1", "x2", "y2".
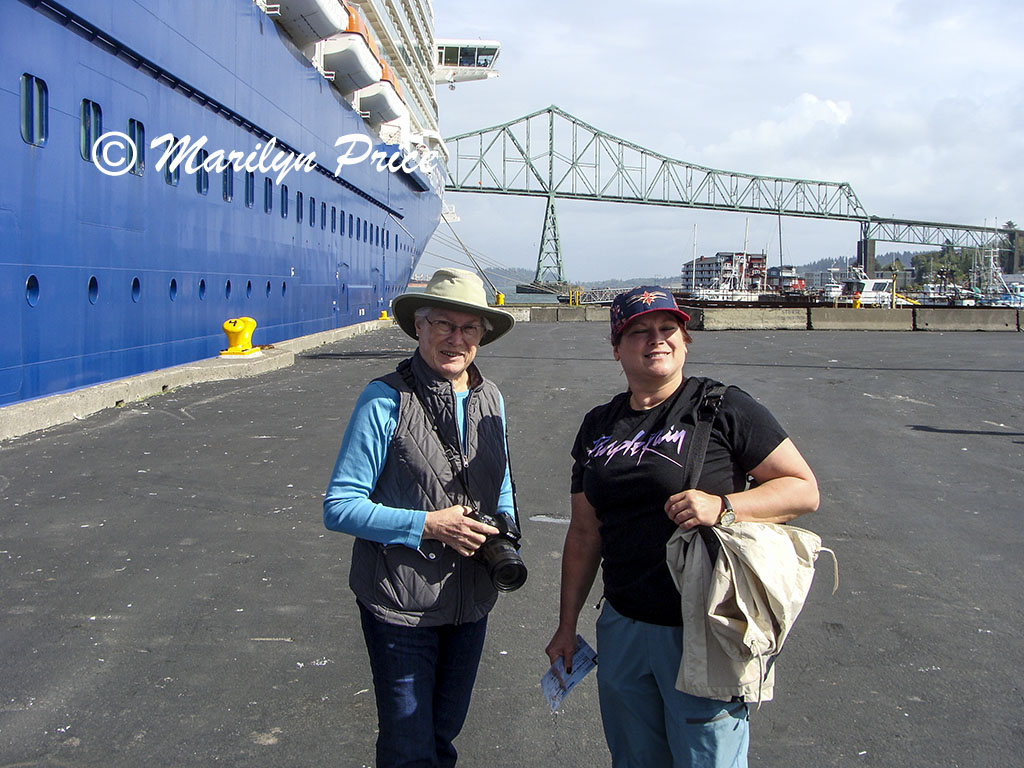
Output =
[
  {"x1": 415, "y1": 308, "x2": 485, "y2": 385},
  {"x1": 612, "y1": 311, "x2": 687, "y2": 385}
]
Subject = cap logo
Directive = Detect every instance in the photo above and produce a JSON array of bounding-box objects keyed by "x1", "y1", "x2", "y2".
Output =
[{"x1": 633, "y1": 290, "x2": 668, "y2": 307}]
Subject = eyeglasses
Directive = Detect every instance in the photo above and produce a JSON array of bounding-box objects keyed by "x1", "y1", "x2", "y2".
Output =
[{"x1": 424, "y1": 318, "x2": 485, "y2": 341}]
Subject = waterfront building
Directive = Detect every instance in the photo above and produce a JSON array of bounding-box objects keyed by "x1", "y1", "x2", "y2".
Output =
[{"x1": 681, "y1": 251, "x2": 767, "y2": 292}]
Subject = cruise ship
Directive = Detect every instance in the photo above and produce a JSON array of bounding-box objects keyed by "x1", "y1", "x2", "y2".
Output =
[{"x1": 2, "y1": 0, "x2": 499, "y2": 407}]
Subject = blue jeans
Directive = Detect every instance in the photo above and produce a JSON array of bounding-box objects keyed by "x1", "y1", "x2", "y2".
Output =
[
  {"x1": 596, "y1": 602, "x2": 750, "y2": 768},
  {"x1": 358, "y1": 601, "x2": 488, "y2": 768}
]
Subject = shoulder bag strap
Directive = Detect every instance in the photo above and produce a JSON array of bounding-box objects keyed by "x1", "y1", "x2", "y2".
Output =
[{"x1": 682, "y1": 380, "x2": 728, "y2": 560}]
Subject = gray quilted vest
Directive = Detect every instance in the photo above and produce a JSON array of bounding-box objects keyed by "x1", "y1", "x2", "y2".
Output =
[{"x1": 349, "y1": 351, "x2": 507, "y2": 626}]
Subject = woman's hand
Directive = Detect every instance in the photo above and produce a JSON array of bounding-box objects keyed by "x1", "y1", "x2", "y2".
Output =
[
  {"x1": 422, "y1": 505, "x2": 499, "y2": 556},
  {"x1": 664, "y1": 489, "x2": 723, "y2": 529}
]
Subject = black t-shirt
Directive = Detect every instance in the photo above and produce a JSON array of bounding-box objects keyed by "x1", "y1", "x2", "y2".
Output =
[{"x1": 570, "y1": 376, "x2": 788, "y2": 626}]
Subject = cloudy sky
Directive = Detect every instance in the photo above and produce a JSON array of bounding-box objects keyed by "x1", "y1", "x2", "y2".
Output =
[{"x1": 423, "y1": 0, "x2": 1024, "y2": 282}]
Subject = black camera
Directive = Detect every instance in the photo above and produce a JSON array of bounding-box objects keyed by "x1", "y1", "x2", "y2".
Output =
[{"x1": 470, "y1": 510, "x2": 527, "y2": 592}]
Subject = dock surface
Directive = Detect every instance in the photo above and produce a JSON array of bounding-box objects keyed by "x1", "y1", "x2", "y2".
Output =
[{"x1": 1, "y1": 324, "x2": 1022, "y2": 766}]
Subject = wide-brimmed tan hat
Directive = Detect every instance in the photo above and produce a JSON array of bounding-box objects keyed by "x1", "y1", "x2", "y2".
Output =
[{"x1": 391, "y1": 268, "x2": 515, "y2": 345}]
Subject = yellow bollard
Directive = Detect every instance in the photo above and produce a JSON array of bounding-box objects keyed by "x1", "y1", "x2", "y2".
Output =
[
  {"x1": 379, "y1": 310, "x2": 389, "y2": 320},
  {"x1": 495, "y1": 292, "x2": 505, "y2": 306},
  {"x1": 220, "y1": 317, "x2": 260, "y2": 356}
]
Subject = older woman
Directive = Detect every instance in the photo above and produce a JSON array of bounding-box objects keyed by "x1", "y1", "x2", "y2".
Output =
[
  {"x1": 546, "y1": 286, "x2": 818, "y2": 768},
  {"x1": 324, "y1": 268, "x2": 520, "y2": 768}
]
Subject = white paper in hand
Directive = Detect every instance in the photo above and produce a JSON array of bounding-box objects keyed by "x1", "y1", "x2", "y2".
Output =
[{"x1": 541, "y1": 635, "x2": 597, "y2": 712}]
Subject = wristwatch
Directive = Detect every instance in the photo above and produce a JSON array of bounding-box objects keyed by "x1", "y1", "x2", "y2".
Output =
[{"x1": 718, "y1": 495, "x2": 736, "y2": 525}]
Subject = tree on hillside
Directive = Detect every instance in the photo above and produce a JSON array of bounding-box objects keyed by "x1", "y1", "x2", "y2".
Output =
[
  {"x1": 907, "y1": 241, "x2": 976, "y2": 285},
  {"x1": 909, "y1": 250, "x2": 943, "y2": 283}
]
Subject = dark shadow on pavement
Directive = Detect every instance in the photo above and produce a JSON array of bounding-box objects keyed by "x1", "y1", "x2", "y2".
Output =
[{"x1": 908, "y1": 424, "x2": 1024, "y2": 437}]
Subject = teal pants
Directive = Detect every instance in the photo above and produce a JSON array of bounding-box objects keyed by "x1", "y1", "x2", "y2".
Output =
[{"x1": 596, "y1": 602, "x2": 749, "y2": 768}]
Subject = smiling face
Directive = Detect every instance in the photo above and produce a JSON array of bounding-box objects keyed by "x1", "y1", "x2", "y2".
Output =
[
  {"x1": 415, "y1": 307, "x2": 484, "y2": 389},
  {"x1": 612, "y1": 310, "x2": 688, "y2": 389}
]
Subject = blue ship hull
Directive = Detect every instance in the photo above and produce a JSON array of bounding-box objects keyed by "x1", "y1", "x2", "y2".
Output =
[{"x1": 1, "y1": 0, "x2": 442, "y2": 406}]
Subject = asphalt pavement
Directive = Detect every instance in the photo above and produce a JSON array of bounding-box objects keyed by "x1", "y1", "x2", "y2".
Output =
[{"x1": 1, "y1": 323, "x2": 1022, "y2": 767}]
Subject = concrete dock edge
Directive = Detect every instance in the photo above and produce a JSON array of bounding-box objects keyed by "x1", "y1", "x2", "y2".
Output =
[
  {"x1": 699, "y1": 307, "x2": 807, "y2": 331},
  {"x1": 4, "y1": 306, "x2": 1020, "y2": 442},
  {"x1": 810, "y1": 307, "x2": 914, "y2": 331},
  {"x1": 0, "y1": 317, "x2": 393, "y2": 442},
  {"x1": 915, "y1": 307, "x2": 1019, "y2": 332}
]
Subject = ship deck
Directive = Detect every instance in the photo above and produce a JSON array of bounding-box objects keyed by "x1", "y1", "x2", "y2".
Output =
[{"x1": 1, "y1": 323, "x2": 1022, "y2": 766}]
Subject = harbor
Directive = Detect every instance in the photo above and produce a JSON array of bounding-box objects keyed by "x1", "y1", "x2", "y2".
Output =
[
  {"x1": 4, "y1": 1, "x2": 1022, "y2": 764},
  {"x1": 1, "y1": 321, "x2": 1022, "y2": 767}
]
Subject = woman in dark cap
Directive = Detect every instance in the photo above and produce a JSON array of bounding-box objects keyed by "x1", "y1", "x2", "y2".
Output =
[
  {"x1": 324, "y1": 267, "x2": 520, "y2": 767},
  {"x1": 546, "y1": 286, "x2": 818, "y2": 767}
]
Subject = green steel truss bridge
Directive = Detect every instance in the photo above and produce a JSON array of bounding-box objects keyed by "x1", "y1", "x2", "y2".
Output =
[{"x1": 443, "y1": 106, "x2": 1020, "y2": 284}]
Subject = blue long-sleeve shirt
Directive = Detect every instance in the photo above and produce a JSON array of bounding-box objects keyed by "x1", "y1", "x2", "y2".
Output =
[{"x1": 323, "y1": 380, "x2": 515, "y2": 549}]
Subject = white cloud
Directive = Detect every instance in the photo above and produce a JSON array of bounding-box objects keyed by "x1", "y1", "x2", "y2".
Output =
[{"x1": 432, "y1": 0, "x2": 1024, "y2": 274}]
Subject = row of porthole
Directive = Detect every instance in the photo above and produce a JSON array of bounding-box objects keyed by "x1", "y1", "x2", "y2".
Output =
[{"x1": 23, "y1": 274, "x2": 288, "y2": 307}]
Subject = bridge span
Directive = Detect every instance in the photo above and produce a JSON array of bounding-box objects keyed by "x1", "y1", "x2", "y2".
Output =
[{"x1": 443, "y1": 106, "x2": 1021, "y2": 284}]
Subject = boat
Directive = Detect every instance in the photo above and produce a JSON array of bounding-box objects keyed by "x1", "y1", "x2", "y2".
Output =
[
  {"x1": 2, "y1": 0, "x2": 460, "y2": 407},
  {"x1": 837, "y1": 267, "x2": 914, "y2": 307},
  {"x1": 970, "y1": 247, "x2": 1024, "y2": 308},
  {"x1": 818, "y1": 281, "x2": 843, "y2": 302},
  {"x1": 321, "y1": 6, "x2": 384, "y2": 94},
  {"x1": 358, "y1": 59, "x2": 407, "y2": 124},
  {"x1": 273, "y1": 0, "x2": 350, "y2": 48},
  {"x1": 682, "y1": 286, "x2": 761, "y2": 303},
  {"x1": 678, "y1": 251, "x2": 765, "y2": 304},
  {"x1": 916, "y1": 282, "x2": 977, "y2": 307}
]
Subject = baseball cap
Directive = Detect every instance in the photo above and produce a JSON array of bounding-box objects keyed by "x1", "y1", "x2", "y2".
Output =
[{"x1": 609, "y1": 286, "x2": 691, "y2": 341}]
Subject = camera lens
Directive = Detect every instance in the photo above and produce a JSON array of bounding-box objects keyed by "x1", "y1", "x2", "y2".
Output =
[
  {"x1": 482, "y1": 541, "x2": 528, "y2": 592},
  {"x1": 469, "y1": 511, "x2": 527, "y2": 591},
  {"x1": 490, "y1": 558, "x2": 528, "y2": 592}
]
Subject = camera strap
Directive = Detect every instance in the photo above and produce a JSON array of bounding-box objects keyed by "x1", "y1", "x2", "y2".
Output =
[
  {"x1": 397, "y1": 360, "x2": 522, "y2": 533},
  {"x1": 397, "y1": 360, "x2": 476, "y2": 507}
]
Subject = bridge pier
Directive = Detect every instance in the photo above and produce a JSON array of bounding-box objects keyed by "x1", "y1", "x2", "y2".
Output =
[
  {"x1": 857, "y1": 235, "x2": 876, "y2": 270},
  {"x1": 535, "y1": 196, "x2": 566, "y2": 283}
]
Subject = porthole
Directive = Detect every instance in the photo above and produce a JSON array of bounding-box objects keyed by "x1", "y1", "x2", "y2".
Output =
[
  {"x1": 265, "y1": 280, "x2": 272, "y2": 298},
  {"x1": 281, "y1": 281, "x2": 287, "y2": 297},
  {"x1": 131, "y1": 276, "x2": 141, "y2": 303},
  {"x1": 246, "y1": 280, "x2": 252, "y2": 298},
  {"x1": 199, "y1": 278, "x2": 207, "y2": 300},
  {"x1": 169, "y1": 278, "x2": 178, "y2": 301},
  {"x1": 88, "y1": 275, "x2": 99, "y2": 305},
  {"x1": 225, "y1": 280, "x2": 232, "y2": 299},
  {"x1": 26, "y1": 274, "x2": 40, "y2": 307}
]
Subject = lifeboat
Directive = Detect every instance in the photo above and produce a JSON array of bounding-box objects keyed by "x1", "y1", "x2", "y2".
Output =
[
  {"x1": 274, "y1": 0, "x2": 349, "y2": 48},
  {"x1": 321, "y1": 5, "x2": 384, "y2": 93},
  {"x1": 358, "y1": 60, "x2": 406, "y2": 124}
]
